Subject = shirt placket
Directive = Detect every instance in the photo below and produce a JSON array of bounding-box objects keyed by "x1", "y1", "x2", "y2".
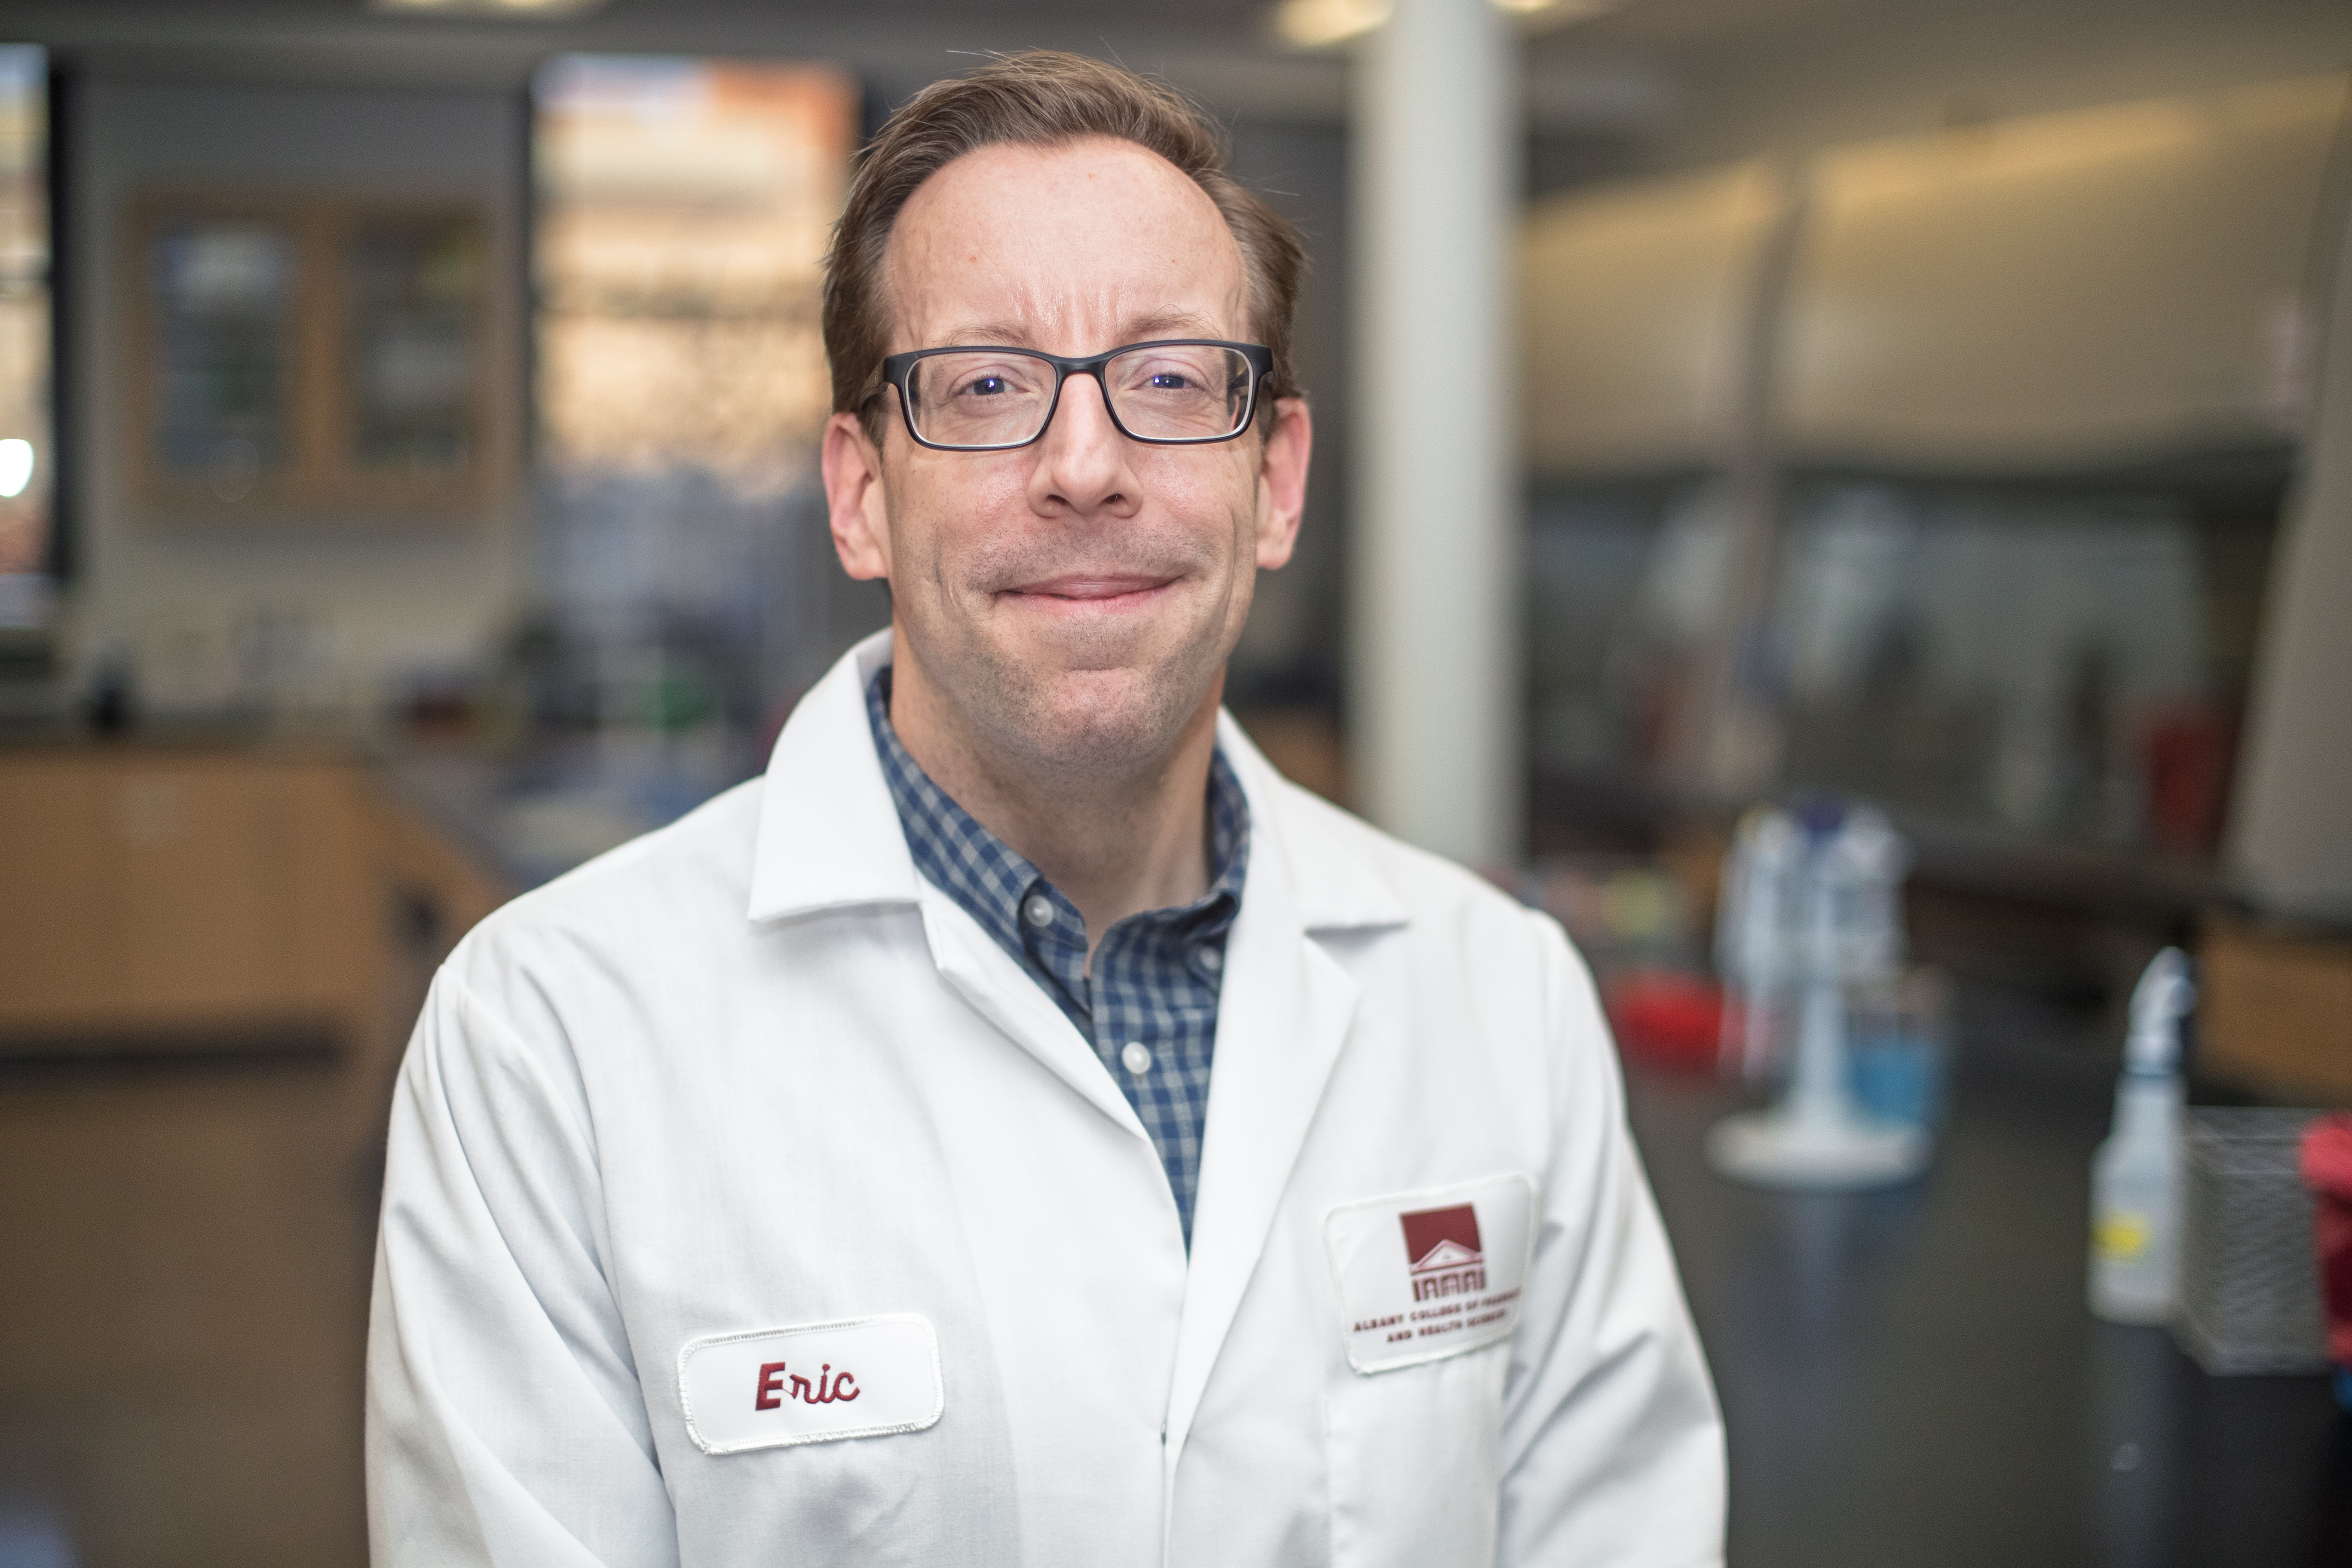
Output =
[
  {"x1": 1016, "y1": 878, "x2": 1093, "y2": 1035},
  {"x1": 1102, "y1": 916, "x2": 1219, "y2": 1238}
]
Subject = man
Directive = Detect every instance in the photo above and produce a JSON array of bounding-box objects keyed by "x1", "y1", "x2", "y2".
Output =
[{"x1": 368, "y1": 50, "x2": 1723, "y2": 1568}]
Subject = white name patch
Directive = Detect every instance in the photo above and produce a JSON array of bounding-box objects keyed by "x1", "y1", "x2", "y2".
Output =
[
  {"x1": 1325, "y1": 1172, "x2": 1538, "y2": 1374},
  {"x1": 677, "y1": 1314, "x2": 943, "y2": 1455}
]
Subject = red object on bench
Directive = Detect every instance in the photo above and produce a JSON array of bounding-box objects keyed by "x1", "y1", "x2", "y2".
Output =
[
  {"x1": 1606, "y1": 970, "x2": 1725, "y2": 1072},
  {"x1": 2298, "y1": 1114, "x2": 2352, "y2": 1372}
]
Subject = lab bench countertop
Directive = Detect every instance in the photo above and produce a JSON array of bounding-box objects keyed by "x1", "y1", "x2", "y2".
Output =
[{"x1": 1623, "y1": 998, "x2": 2352, "y2": 1568}]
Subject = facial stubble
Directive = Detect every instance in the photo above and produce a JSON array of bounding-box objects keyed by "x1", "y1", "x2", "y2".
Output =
[{"x1": 902, "y1": 501, "x2": 1256, "y2": 795}]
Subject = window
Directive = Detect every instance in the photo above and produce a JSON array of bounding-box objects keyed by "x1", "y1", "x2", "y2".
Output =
[{"x1": 0, "y1": 46, "x2": 49, "y2": 630}]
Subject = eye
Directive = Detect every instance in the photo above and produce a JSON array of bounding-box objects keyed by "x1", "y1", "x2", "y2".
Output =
[
  {"x1": 1145, "y1": 369, "x2": 1195, "y2": 392},
  {"x1": 959, "y1": 374, "x2": 1012, "y2": 398}
]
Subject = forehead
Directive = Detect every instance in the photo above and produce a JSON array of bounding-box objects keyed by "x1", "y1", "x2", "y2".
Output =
[{"x1": 883, "y1": 136, "x2": 1249, "y2": 349}]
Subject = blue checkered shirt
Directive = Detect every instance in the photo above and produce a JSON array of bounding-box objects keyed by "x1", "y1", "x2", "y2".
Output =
[{"x1": 867, "y1": 668, "x2": 1246, "y2": 1246}]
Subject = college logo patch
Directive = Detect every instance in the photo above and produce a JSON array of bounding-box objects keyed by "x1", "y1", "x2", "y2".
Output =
[
  {"x1": 1402, "y1": 1203, "x2": 1486, "y2": 1301},
  {"x1": 1326, "y1": 1174, "x2": 1536, "y2": 1374}
]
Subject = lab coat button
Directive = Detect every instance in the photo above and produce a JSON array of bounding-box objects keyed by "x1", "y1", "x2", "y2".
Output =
[
  {"x1": 1121, "y1": 1042, "x2": 1153, "y2": 1075},
  {"x1": 1022, "y1": 894, "x2": 1056, "y2": 928}
]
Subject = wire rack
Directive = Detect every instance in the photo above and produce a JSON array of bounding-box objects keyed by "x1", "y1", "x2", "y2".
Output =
[{"x1": 2174, "y1": 1108, "x2": 2328, "y2": 1375}]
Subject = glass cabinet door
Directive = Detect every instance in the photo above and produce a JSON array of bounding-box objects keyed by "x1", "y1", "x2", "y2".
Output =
[
  {"x1": 344, "y1": 214, "x2": 485, "y2": 486},
  {"x1": 148, "y1": 215, "x2": 296, "y2": 502}
]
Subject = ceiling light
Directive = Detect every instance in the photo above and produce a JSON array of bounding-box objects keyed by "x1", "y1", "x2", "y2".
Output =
[
  {"x1": 1510, "y1": 0, "x2": 1632, "y2": 33},
  {"x1": 369, "y1": 0, "x2": 609, "y2": 18},
  {"x1": 1275, "y1": 0, "x2": 1627, "y2": 48},
  {"x1": 1274, "y1": 0, "x2": 1390, "y2": 48}
]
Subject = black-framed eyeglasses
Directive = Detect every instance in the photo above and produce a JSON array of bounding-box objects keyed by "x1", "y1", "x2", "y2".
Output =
[{"x1": 876, "y1": 340, "x2": 1273, "y2": 451}]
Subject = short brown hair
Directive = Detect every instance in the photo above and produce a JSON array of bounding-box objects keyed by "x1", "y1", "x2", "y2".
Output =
[{"x1": 823, "y1": 50, "x2": 1307, "y2": 441}]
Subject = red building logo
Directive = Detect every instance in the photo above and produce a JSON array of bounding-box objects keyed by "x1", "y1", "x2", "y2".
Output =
[{"x1": 1401, "y1": 1203, "x2": 1486, "y2": 1302}]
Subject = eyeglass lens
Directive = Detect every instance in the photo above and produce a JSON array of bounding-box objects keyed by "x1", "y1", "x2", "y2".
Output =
[{"x1": 903, "y1": 346, "x2": 1253, "y2": 447}]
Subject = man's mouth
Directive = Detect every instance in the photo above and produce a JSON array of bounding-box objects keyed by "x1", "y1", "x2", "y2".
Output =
[{"x1": 999, "y1": 573, "x2": 1176, "y2": 611}]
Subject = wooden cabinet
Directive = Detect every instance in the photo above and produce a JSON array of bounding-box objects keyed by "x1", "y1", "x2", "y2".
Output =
[
  {"x1": 0, "y1": 747, "x2": 505, "y2": 1058},
  {"x1": 2199, "y1": 913, "x2": 2352, "y2": 1105},
  {"x1": 0, "y1": 745, "x2": 509, "y2": 1568},
  {"x1": 124, "y1": 193, "x2": 507, "y2": 522}
]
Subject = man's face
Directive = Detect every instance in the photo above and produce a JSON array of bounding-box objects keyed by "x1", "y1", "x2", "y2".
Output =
[{"x1": 824, "y1": 136, "x2": 1310, "y2": 780}]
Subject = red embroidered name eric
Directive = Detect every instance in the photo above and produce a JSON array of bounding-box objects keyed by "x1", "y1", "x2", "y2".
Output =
[{"x1": 754, "y1": 1360, "x2": 861, "y2": 1411}]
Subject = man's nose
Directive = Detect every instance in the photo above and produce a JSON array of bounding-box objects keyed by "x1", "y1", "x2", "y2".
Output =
[{"x1": 1028, "y1": 371, "x2": 1138, "y2": 518}]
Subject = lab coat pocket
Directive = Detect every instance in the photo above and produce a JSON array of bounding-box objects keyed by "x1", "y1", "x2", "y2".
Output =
[
  {"x1": 1325, "y1": 1344, "x2": 1509, "y2": 1568},
  {"x1": 1320, "y1": 1174, "x2": 1531, "y2": 1565}
]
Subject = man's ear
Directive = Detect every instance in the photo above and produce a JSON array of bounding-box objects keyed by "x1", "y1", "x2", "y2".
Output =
[
  {"x1": 1253, "y1": 396, "x2": 1311, "y2": 570},
  {"x1": 823, "y1": 409, "x2": 893, "y2": 581}
]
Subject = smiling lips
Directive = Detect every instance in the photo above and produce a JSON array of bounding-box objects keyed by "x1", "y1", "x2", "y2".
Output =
[{"x1": 1002, "y1": 573, "x2": 1174, "y2": 611}]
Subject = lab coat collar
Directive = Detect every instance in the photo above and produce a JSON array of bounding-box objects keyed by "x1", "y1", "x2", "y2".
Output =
[
  {"x1": 1213, "y1": 708, "x2": 1409, "y2": 934},
  {"x1": 747, "y1": 630, "x2": 1157, "y2": 1137},
  {"x1": 747, "y1": 631, "x2": 923, "y2": 922},
  {"x1": 748, "y1": 629, "x2": 1411, "y2": 936}
]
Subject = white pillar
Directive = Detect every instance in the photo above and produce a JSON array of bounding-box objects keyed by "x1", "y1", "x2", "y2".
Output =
[
  {"x1": 2228, "y1": 194, "x2": 2352, "y2": 920},
  {"x1": 1348, "y1": 0, "x2": 1522, "y2": 865}
]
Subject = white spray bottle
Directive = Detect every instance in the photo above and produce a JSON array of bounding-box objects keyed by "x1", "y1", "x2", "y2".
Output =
[{"x1": 2089, "y1": 948, "x2": 2194, "y2": 1324}]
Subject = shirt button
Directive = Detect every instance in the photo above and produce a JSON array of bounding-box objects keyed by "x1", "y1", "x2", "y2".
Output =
[
  {"x1": 1121, "y1": 1041, "x2": 1153, "y2": 1076},
  {"x1": 1197, "y1": 944, "x2": 1223, "y2": 972},
  {"x1": 1022, "y1": 894, "x2": 1056, "y2": 928}
]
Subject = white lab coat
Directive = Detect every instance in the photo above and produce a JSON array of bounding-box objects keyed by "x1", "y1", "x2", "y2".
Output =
[{"x1": 367, "y1": 631, "x2": 1725, "y2": 1568}]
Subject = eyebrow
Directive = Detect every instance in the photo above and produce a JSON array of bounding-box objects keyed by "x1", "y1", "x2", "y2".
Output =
[{"x1": 931, "y1": 310, "x2": 1234, "y2": 349}]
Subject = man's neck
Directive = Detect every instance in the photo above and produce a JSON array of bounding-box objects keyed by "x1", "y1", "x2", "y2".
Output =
[{"x1": 888, "y1": 648, "x2": 1219, "y2": 966}]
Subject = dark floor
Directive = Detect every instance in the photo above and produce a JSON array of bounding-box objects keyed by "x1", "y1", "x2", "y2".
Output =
[{"x1": 1626, "y1": 984, "x2": 2352, "y2": 1568}]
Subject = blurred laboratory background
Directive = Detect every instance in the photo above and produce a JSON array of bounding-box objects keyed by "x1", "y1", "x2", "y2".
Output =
[{"x1": 2, "y1": 0, "x2": 2350, "y2": 1563}]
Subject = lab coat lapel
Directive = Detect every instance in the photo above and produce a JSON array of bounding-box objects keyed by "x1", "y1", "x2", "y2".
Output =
[
  {"x1": 1160, "y1": 733, "x2": 1368, "y2": 1482},
  {"x1": 921, "y1": 893, "x2": 1152, "y2": 1142},
  {"x1": 749, "y1": 631, "x2": 1152, "y2": 1145}
]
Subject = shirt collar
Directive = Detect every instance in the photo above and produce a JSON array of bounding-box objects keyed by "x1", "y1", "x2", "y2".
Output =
[
  {"x1": 864, "y1": 663, "x2": 1248, "y2": 956},
  {"x1": 746, "y1": 629, "x2": 1408, "y2": 935}
]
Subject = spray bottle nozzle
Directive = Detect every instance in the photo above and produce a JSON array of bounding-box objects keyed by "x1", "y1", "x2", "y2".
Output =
[{"x1": 2124, "y1": 947, "x2": 2194, "y2": 1077}]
